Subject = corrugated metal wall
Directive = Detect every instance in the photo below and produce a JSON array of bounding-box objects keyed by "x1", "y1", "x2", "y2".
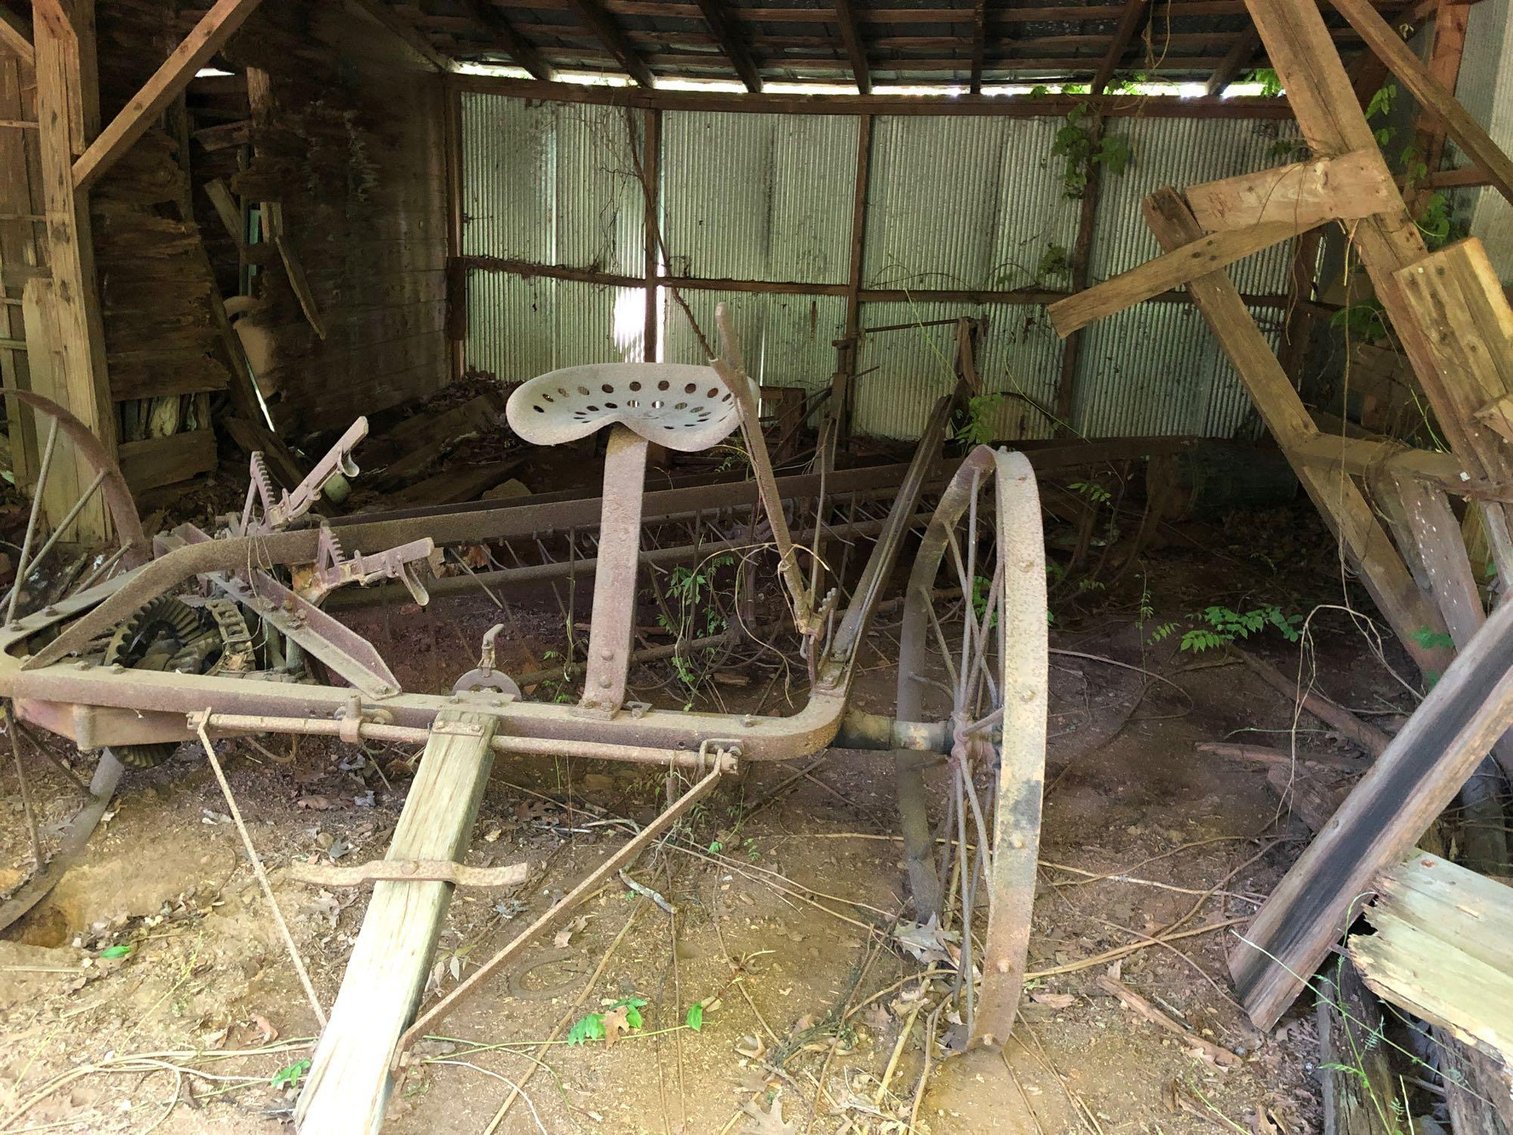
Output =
[
  {"x1": 462, "y1": 92, "x2": 1300, "y2": 440},
  {"x1": 1456, "y1": 0, "x2": 1513, "y2": 273}
]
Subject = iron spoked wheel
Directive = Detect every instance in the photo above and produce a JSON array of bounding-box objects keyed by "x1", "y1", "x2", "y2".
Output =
[{"x1": 894, "y1": 445, "x2": 1048, "y2": 1051}]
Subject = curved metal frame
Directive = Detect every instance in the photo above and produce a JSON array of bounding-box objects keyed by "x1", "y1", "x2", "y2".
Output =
[{"x1": 895, "y1": 446, "x2": 1048, "y2": 1049}]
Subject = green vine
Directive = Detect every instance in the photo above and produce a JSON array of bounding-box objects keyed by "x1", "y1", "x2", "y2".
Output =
[{"x1": 1047, "y1": 100, "x2": 1134, "y2": 199}]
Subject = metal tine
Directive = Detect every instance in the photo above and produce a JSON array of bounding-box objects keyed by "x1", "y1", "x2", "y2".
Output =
[{"x1": 6, "y1": 418, "x2": 61, "y2": 626}]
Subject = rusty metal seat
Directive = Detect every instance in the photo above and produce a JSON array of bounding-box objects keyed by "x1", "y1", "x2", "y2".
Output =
[{"x1": 505, "y1": 362, "x2": 744, "y2": 453}]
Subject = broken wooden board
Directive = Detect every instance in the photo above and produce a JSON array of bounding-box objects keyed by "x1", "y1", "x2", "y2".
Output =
[
  {"x1": 1187, "y1": 148, "x2": 1397, "y2": 232},
  {"x1": 118, "y1": 429, "x2": 217, "y2": 493},
  {"x1": 1349, "y1": 849, "x2": 1513, "y2": 1065},
  {"x1": 388, "y1": 458, "x2": 523, "y2": 507},
  {"x1": 1230, "y1": 591, "x2": 1513, "y2": 1031},
  {"x1": 1315, "y1": 961, "x2": 1397, "y2": 1135},
  {"x1": 296, "y1": 710, "x2": 500, "y2": 1134},
  {"x1": 1047, "y1": 216, "x2": 1312, "y2": 337}
]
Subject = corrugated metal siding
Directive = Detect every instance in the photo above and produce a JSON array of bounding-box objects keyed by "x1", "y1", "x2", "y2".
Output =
[
  {"x1": 1459, "y1": 0, "x2": 1513, "y2": 273},
  {"x1": 657, "y1": 292, "x2": 843, "y2": 394},
  {"x1": 1073, "y1": 301, "x2": 1271, "y2": 439},
  {"x1": 461, "y1": 94, "x2": 641, "y2": 274},
  {"x1": 661, "y1": 112, "x2": 856, "y2": 283},
  {"x1": 461, "y1": 91, "x2": 1296, "y2": 443},
  {"x1": 851, "y1": 302, "x2": 970, "y2": 440},
  {"x1": 1089, "y1": 116, "x2": 1300, "y2": 291},
  {"x1": 864, "y1": 117, "x2": 1079, "y2": 293},
  {"x1": 466, "y1": 274, "x2": 640, "y2": 382}
]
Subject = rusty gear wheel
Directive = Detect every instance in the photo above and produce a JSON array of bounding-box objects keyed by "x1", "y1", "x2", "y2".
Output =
[{"x1": 101, "y1": 596, "x2": 222, "y2": 769}]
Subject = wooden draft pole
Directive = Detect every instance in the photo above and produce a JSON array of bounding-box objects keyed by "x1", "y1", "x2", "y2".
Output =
[{"x1": 295, "y1": 710, "x2": 501, "y2": 1134}]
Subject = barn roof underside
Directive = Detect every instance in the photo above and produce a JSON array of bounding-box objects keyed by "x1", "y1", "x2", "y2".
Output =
[{"x1": 380, "y1": 0, "x2": 1418, "y2": 95}]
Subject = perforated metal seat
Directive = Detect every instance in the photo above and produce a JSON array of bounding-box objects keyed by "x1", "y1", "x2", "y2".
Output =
[{"x1": 506, "y1": 362, "x2": 745, "y2": 453}]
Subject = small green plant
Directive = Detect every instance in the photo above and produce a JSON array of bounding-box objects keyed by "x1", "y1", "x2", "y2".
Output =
[
  {"x1": 1035, "y1": 242, "x2": 1071, "y2": 282},
  {"x1": 1069, "y1": 480, "x2": 1112, "y2": 505},
  {"x1": 685, "y1": 1002, "x2": 705, "y2": 1031},
  {"x1": 1051, "y1": 101, "x2": 1133, "y2": 198},
  {"x1": 272, "y1": 1059, "x2": 311, "y2": 1091},
  {"x1": 98, "y1": 943, "x2": 134, "y2": 960},
  {"x1": 1413, "y1": 626, "x2": 1454, "y2": 651},
  {"x1": 953, "y1": 392, "x2": 1006, "y2": 446},
  {"x1": 1249, "y1": 68, "x2": 1284, "y2": 97},
  {"x1": 1331, "y1": 298, "x2": 1392, "y2": 345},
  {"x1": 567, "y1": 996, "x2": 648, "y2": 1046},
  {"x1": 1180, "y1": 604, "x2": 1302, "y2": 654}
]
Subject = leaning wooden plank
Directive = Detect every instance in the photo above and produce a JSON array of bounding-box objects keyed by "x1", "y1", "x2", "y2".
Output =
[
  {"x1": 266, "y1": 204, "x2": 327, "y2": 340},
  {"x1": 295, "y1": 710, "x2": 500, "y2": 1135},
  {"x1": 1143, "y1": 189, "x2": 1448, "y2": 675},
  {"x1": 0, "y1": 5, "x2": 32, "y2": 67},
  {"x1": 201, "y1": 179, "x2": 244, "y2": 249},
  {"x1": 1369, "y1": 849, "x2": 1513, "y2": 975},
  {"x1": 1187, "y1": 149, "x2": 1397, "y2": 232},
  {"x1": 1327, "y1": 0, "x2": 1513, "y2": 209},
  {"x1": 1229, "y1": 594, "x2": 1513, "y2": 1031},
  {"x1": 1047, "y1": 216, "x2": 1311, "y2": 337},
  {"x1": 1315, "y1": 961, "x2": 1397, "y2": 1135},
  {"x1": 73, "y1": 0, "x2": 266, "y2": 192}
]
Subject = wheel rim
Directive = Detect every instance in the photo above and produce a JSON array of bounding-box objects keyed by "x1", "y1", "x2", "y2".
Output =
[{"x1": 895, "y1": 445, "x2": 1048, "y2": 1050}]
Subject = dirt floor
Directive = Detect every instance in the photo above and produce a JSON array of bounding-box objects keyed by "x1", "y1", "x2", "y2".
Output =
[{"x1": 0, "y1": 500, "x2": 1424, "y2": 1135}]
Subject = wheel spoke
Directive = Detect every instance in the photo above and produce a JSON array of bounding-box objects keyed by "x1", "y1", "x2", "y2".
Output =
[{"x1": 955, "y1": 764, "x2": 976, "y2": 1040}]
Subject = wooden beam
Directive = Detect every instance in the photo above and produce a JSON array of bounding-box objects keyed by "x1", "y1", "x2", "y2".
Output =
[
  {"x1": 1186, "y1": 149, "x2": 1398, "y2": 231},
  {"x1": 833, "y1": 0, "x2": 871, "y2": 95},
  {"x1": 459, "y1": 0, "x2": 553, "y2": 81},
  {"x1": 450, "y1": 75, "x2": 1298, "y2": 118},
  {"x1": 1328, "y1": 0, "x2": 1513, "y2": 208},
  {"x1": 348, "y1": 0, "x2": 453, "y2": 72},
  {"x1": 968, "y1": 0, "x2": 987, "y2": 94},
  {"x1": 1315, "y1": 962, "x2": 1399, "y2": 1135},
  {"x1": 1411, "y1": 0, "x2": 1470, "y2": 176},
  {"x1": 567, "y1": 0, "x2": 655, "y2": 87},
  {"x1": 71, "y1": 0, "x2": 262, "y2": 193},
  {"x1": 1047, "y1": 216, "x2": 1312, "y2": 337},
  {"x1": 692, "y1": 0, "x2": 760, "y2": 92},
  {"x1": 1142, "y1": 188, "x2": 1446, "y2": 673},
  {"x1": 1090, "y1": 0, "x2": 1151, "y2": 94},
  {"x1": 0, "y1": 3, "x2": 32, "y2": 65},
  {"x1": 1206, "y1": 27, "x2": 1259, "y2": 96},
  {"x1": 296, "y1": 711, "x2": 501, "y2": 1134},
  {"x1": 1055, "y1": 113, "x2": 1104, "y2": 429},
  {"x1": 30, "y1": 0, "x2": 110, "y2": 541}
]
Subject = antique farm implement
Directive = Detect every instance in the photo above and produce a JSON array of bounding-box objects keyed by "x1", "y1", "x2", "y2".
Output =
[{"x1": 0, "y1": 310, "x2": 1048, "y2": 1131}]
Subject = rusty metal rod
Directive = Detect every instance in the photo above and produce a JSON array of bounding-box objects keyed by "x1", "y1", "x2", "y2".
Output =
[{"x1": 195, "y1": 710, "x2": 741, "y2": 769}]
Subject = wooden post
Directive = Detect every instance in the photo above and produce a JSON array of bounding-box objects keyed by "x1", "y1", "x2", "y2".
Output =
[
  {"x1": 1054, "y1": 114, "x2": 1104, "y2": 432},
  {"x1": 29, "y1": 0, "x2": 110, "y2": 543},
  {"x1": 836, "y1": 112, "x2": 873, "y2": 444},
  {"x1": 295, "y1": 710, "x2": 501, "y2": 1135},
  {"x1": 1411, "y1": 0, "x2": 1470, "y2": 178},
  {"x1": 443, "y1": 78, "x2": 465, "y2": 383},
  {"x1": 642, "y1": 106, "x2": 660, "y2": 363}
]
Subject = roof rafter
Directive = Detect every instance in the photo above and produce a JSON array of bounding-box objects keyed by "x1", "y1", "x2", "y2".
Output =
[
  {"x1": 692, "y1": 0, "x2": 761, "y2": 92},
  {"x1": 1090, "y1": 0, "x2": 1152, "y2": 94},
  {"x1": 567, "y1": 0, "x2": 656, "y2": 86},
  {"x1": 833, "y1": 0, "x2": 871, "y2": 95},
  {"x1": 461, "y1": 0, "x2": 554, "y2": 81},
  {"x1": 1205, "y1": 26, "x2": 1260, "y2": 95}
]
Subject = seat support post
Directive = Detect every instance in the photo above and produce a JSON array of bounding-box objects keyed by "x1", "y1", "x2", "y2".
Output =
[{"x1": 581, "y1": 424, "x2": 650, "y2": 716}]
